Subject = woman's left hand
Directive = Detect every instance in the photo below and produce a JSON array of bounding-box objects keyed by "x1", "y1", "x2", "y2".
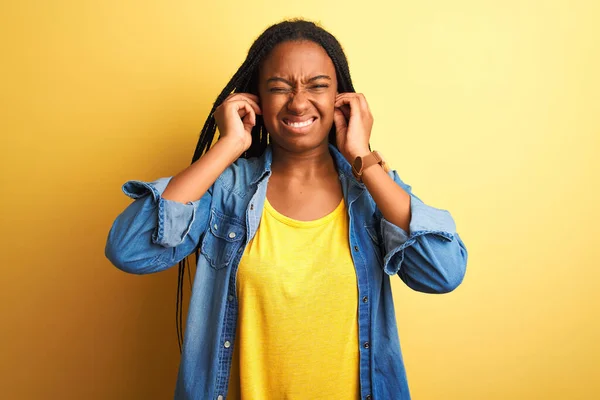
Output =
[{"x1": 334, "y1": 92, "x2": 373, "y2": 163}]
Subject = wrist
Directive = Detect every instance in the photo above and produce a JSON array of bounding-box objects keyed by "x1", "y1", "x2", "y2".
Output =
[
  {"x1": 346, "y1": 148, "x2": 371, "y2": 163},
  {"x1": 351, "y1": 150, "x2": 386, "y2": 182},
  {"x1": 218, "y1": 135, "x2": 250, "y2": 158}
]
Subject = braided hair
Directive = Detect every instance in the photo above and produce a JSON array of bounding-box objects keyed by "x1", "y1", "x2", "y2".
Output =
[{"x1": 176, "y1": 18, "x2": 356, "y2": 352}]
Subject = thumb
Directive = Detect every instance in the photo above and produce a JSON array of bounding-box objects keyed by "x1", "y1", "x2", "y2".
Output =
[{"x1": 241, "y1": 107, "x2": 256, "y2": 132}]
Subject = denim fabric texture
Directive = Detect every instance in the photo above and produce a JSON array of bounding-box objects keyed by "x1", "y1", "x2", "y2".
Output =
[{"x1": 105, "y1": 144, "x2": 468, "y2": 400}]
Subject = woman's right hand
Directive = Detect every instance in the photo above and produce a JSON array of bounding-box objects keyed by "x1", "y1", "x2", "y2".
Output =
[
  {"x1": 213, "y1": 93, "x2": 262, "y2": 152},
  {"x1": 161, "y1": 94, "x2": 261, "y2": 205}
]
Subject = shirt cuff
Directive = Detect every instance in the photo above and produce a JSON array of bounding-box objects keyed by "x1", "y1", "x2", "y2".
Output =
[
  {"x1": 381, "y1": 171, "x2": 456, "y2": 275},
  {"x1": 122, "y1": 178, "x2": 197, "y2": 248}
]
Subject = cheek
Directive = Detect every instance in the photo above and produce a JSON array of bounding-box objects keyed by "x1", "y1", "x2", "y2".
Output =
[
  {"x1": 259, "y1": 99, "x2": 281, "y2": 134},
  {"x1": 318, "y1": 97, "x2": 336, "y2": 119},
  {"x1": 261, "y1": 97, "x2": 285, "y2": 120}
]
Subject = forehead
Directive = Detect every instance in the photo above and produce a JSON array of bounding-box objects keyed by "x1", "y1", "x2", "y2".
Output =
[{"x1": 259, "y1": 40, "x2": 336, "y2": 80}]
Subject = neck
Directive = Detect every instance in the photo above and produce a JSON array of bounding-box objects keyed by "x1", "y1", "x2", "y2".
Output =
[{"x1": 271, "y1": 142, "x2": 337, "y2": 181}]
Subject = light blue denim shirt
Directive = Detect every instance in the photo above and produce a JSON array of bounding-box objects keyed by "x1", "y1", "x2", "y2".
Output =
[{"x1": 105, "y1": 144, "x2": 468, "y2": 400}]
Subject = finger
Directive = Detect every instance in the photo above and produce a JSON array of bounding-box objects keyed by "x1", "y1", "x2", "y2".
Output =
[
  {"x1": 245, "y1": 103, "x2": 256, "y2": 127},
  {"x1": 335, "y1": 96, "x2": 361, "y2": 117},
  {"x1": 226, "y1": 92, "x2": 260, "y2": 103},
  {"x1": 334, "y1": 95, "x2": 352, "y2": 120},
  {"x1": 237, "y1": 96, "x2": 262, "y2": 115},
  {"x1": 336, "y1": 104, "x2": 351, "y2": 121},
  {"x1": 235, "y1": 101, "x2": 256, "y2": 126},
  {"x1": 242, "y1": 109, "x2": 256, "y2": 128},
  {"x1": 335, "y1": 92, "x2": 357, "y2": 102},
  {"x1": 335, "y1": 92, "x2": 365, "y2": 105},
  {"x1": 333, "y1": 108, "x2": 348, "y2": 131},
  {"x1": 226, "y1": 94, "x2": 262, "y2": 115},
  {"x1": 334, "y1": 94, "x2": 358, "y2": 107},
  {"x1": 357, "y1": 93, "x2": 371, "y2": 114},
  {"x1": 231, "y1": 98, "x2": 261, "y2": 116}
]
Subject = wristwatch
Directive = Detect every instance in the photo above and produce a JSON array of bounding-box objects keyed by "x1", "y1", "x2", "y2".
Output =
[{"x1": 352, "y1": 151, "x2": 386, "y2": 182}]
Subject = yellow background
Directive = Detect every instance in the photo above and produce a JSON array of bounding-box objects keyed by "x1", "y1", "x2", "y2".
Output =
[{"x1": 1, "y1": 0, "x2": 598, "y2": 399}]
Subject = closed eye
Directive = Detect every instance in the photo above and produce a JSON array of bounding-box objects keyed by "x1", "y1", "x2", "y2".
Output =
[
  {"x1": 269, "y1": 87, "x2": 292, "y2": 93},
  {"x1": 268, "y1": 84, "x2": 329, "y2": 93}
]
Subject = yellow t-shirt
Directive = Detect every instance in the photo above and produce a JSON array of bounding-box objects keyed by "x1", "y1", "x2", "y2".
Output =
[{"x1": 226, "y1": 197, "x2": 360, "y2": 400}]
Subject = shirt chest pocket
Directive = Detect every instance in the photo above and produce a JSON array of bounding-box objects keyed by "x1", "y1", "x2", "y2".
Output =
[{"x1": 200, "y1": 210, "x2": 246, "y2": 270}]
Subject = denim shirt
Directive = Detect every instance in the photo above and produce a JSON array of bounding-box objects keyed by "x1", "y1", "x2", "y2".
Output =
[{"x1": 105, "y1": 144, "x2": 468, "y2": 400}]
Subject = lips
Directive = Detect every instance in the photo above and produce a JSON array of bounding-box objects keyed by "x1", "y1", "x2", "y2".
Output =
[{"x1": 282, "y1": 117, "x2": 317, "y2": 128}]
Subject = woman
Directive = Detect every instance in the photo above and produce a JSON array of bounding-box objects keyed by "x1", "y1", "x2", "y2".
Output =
[{"x1": 106, "y1": 19, "x2": 468, "y2": 400}]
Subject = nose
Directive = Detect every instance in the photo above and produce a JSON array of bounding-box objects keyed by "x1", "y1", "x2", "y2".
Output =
[{"x1": 286, "y1": 90, "x2": 310, "y2": 114}]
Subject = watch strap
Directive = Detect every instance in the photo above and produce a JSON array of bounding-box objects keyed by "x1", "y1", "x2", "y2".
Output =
[{"x1": 352, "y1": 151, "x2": 384, "y2": 182}]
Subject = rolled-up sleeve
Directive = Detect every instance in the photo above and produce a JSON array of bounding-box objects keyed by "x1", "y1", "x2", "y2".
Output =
[
  {"x1": 381, "y1": 170, "x2": 468, "y2": 294},
  {"x1": 105, "y1": 177, "x2": 212, "y2": 274}
]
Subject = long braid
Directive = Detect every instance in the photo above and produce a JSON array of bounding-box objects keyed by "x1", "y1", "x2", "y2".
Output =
[{"x1": 176, "y1": 18, "x2": 356, "y2": 352}]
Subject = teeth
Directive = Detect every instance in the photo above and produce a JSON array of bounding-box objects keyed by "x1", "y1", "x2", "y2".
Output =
[{"x1": 286, "y1": 118, "x2": 314, "y2": 128}]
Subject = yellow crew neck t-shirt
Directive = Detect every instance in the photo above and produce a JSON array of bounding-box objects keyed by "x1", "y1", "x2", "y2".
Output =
[{"x1": 226, "y1": 197, "x2": 360, "y2": 400}]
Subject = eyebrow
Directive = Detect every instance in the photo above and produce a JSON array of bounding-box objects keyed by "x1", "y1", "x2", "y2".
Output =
[{"x1": 266, "y1": 75, "x2": 332, "y2": 85}]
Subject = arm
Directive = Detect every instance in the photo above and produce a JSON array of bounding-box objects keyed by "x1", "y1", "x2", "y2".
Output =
[
  {"x1": 334, "y1": 92, "x2": 467, "y2": 294},
  {"x1": 372, "y1": 169, "x2": 468, "y2": 294},
  {"x1": 105, "y1": 92, "x2": 261, "y2": 274},
  {"x1": 360, "y1": 158, "x2": 411, "y2": 232},
  {"x1": 104, "y1": 137, "x2": 244, "y2": 274}
]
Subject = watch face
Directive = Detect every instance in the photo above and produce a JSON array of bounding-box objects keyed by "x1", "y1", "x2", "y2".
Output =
[{"x1": 353, "y1": 157, "x2": 363, "y2": 173}]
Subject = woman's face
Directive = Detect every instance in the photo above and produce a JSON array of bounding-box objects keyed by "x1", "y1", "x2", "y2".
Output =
[{"x1": 258, "y1": 40, "x2": 338, "y2": 153}]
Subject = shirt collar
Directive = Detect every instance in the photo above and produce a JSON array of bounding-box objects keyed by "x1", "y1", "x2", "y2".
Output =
[
  {"x1": 248, "y1": 143, "x2": 365, "y2": 193},
  {"x1": 249, "y1": 145, "x2": 273, "y2": 186}
]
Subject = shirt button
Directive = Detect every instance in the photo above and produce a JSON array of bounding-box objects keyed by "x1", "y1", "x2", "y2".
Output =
[
  {"x1": 366, "y1": 395, "x2": 372, "y2": 400},
  {"x1": 363, "y1": 341, "x2": 370, "y2": 349},
  {"x1": 229, "y1": 232, "x2": 236, "y2": 239},
  {"x1": 217, "y1": 396, "x2": 224, "y2": 400},
  {"x1": 362, "y1": 296, "x2": 368, "y2": 303},
  {"x1": 213, "y1": 224, "x2": 218, "y2": 230},
  {"x1": 228, "y1": 295, "x2": 234, "y2": 302},
  {"x1": 224, "y1": 341, "x2": 231, "y2": 348},
  {"x1": 250, "y1": 204, "x2": 254, "y2": 210},
  {"x1": 354, "y1": 245, "x2": 359, "y2": 251}
]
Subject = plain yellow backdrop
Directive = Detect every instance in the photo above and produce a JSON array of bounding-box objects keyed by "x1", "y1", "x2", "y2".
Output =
[{"x1": 1, "y1": 0, "x2": 598, "y2": 399}]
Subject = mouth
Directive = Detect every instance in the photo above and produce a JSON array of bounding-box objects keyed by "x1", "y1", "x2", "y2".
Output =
[{"x1": 282, "y1": 117, "x2": 317, "y2": 132}]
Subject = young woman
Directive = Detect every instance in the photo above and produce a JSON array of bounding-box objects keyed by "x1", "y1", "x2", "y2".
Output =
[{"x1": 106, "y1": 19, "x2": 468, "y2": 400}]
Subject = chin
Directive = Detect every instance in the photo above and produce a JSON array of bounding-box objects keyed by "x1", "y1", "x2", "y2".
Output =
[{"x1": 269, "y1": 131, "x2": 331, "y2": 154}]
